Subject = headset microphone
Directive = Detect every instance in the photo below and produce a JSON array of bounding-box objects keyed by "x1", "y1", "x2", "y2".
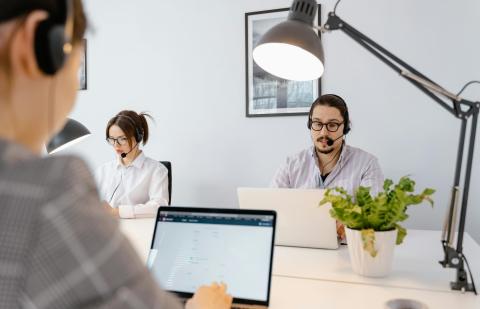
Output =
[
  {"x1": 327, "y1": 135, "x2": 344, "y2": 146},
  {"x1": 121, "y1": 142, "x2": 139, "y2": 158}
]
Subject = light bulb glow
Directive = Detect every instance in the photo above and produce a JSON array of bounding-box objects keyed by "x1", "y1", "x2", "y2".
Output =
[{"x1": 253, "y1": 43, "x2": 324, "y2": 81}]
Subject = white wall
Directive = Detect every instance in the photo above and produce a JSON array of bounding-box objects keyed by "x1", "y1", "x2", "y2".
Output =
[{"x1": 67, "y1": 0, "x2": 480, "y2": 243}]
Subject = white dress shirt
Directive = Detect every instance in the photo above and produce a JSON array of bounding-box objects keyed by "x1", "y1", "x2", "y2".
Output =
[
  {"x1": 271, "y1": 144, "x2": 384, "y2": 196},
  {"x1": 95, "y1": 152, "x2": 169, "y2": 218}
]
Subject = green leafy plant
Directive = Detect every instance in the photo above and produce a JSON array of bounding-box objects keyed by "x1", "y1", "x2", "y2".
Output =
[{"x1": 320, "y1": 176, "x2": 435, "y2": 257}]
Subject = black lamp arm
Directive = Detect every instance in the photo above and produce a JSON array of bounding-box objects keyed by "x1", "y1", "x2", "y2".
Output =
[
  {"x1": 321, "y1": 13, "x2": 479, "y2": 118},
  {"x1": 321, "y1": 12, "x2": 479, "y2": 293}
]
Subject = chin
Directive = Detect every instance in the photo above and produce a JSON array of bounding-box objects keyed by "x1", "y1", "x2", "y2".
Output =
[{"x1": 316, "y1": 146, "x2": 334, "y2": 154}]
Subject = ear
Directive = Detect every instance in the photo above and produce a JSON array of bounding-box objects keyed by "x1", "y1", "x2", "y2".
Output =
[{"x1": 9, "y1": 11, "x2": 49, "y2": 78}]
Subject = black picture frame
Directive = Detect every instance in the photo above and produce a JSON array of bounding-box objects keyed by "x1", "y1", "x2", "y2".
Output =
[
  {"x1": 245, "y1": 6, "x2": 322, "y2": 117},
  {"x1": 78, "y1": 38, "x2": 87, "y2": 90}
]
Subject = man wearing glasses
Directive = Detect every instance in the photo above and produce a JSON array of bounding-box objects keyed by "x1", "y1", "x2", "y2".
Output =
[{"x1": 271, "y1": 94, "x2": 384, "y2": 237}]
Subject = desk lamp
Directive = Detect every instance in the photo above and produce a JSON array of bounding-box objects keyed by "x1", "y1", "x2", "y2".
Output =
[
  {"x1": 46, "y1": 118, "x2": 91, "y2": 154},
  {"x1": 253, "y1": 0, "x2": 479, "y2": 293}
]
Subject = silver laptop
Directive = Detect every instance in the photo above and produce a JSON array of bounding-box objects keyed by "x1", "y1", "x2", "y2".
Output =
[
  {"x1": 147, "y1": 207, "x2": 276, "y2": 308},
  {"x1": 237, "y1": 188, "x2": 338, "y2": 249}
]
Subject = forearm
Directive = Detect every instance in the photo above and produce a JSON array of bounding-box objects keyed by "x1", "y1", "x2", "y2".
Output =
[{"x1": 119, "y1": 198, "x2": 167, "y2": 219}]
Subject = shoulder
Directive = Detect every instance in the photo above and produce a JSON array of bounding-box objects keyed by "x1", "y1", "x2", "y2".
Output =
[
  {"x1": 143, "y1": 156, "x2": 168, "y2": 174},
  {"x1": 345, "y1": 145, "x2": 378, "y2": 160},
  {"x1": 344, "y1": 145, "x2": 380, "y2": 167},
  {"x1": 96, "y1": 159, "x2": 116, "y2": 173},
  {"x1": 94, "y1": 159, "x2": 118, "y2": 180},
  {"x1": 45, "y1": 155, "x2": 97, "y2": 191},
  {"x1": 4, "y1": 155, "x2": 97, "y2": 205},
  {"x1": 285, "y1": 147, "x2": 314, "y2": 165}
]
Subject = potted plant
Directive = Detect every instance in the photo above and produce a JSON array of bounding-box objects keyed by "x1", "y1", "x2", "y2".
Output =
[{"x1": 320, "y1": 176, "x2": 435, "y2": 277}]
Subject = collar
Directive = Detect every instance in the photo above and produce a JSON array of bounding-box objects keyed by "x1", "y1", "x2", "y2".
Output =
[
  {"x1": 115, "y1": 151, "x2": 146, "y2": 169},
  {"x1": 310, "y1": 142, "x2": 350, "y2": 169}
]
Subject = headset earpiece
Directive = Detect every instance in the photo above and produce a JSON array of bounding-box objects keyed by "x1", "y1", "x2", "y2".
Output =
[
  {"x1": 135, "y1": 127, "x2": 143, "y2": 143},
  {"x1": 329, "y1": 94, "x2": 351, "y2": 135},
  {"x1": 34, "y1": 0, "x2": 73, "y2": 75},
  {"x1": 343, "y1": 109, "x2": 351, "y2": 135},
  {"x1": 117, "y1": 114, "x2": 143, "y2": 143}
]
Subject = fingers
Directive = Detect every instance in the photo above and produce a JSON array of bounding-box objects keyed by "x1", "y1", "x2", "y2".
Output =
[
  {"x1": 191, "y1": 282, "x2": 232, "y2": 309},
  {"x1": 336, "y1": 221, "x2": 346, "y2": 239}
]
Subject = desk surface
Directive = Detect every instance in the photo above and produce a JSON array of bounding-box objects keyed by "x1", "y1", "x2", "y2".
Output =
[
  {"x1": 274, "y1": 229, "x2": 480, "y2": 293},
  {"x1": 119, "y1": 218, "x2": 480, "y2": 309}
]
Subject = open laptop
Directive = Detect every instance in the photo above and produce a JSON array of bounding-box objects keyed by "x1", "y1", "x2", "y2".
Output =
[
  {"x1": 237, "y1": 188, "x2": 338, "y2": 249},
  {"x1": 147, "y1": 207, "x2": 276, "y2": 308}
]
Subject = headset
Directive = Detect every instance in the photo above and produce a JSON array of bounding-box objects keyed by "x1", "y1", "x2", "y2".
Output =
[
  {"x1": 116, "y1": 114, "x2": 144, "y2": 143},
  {"x1": 0, "y1": 0, "x2": 74, "y2": 75},
  {"x1": 307, "y1": 94, "x2": 351, "y2": 135},
  {"x1": 34, "y1": 0, "x2": 75, "y2": 75}
]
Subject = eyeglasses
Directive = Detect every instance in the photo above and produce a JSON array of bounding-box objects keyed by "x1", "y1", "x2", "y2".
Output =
[
  {"x1": 106, "y1": 137, "x2": 129, "y2": 146},
  {"x1": 310, "y1": 121, "x2": 344, "y2": 132}
]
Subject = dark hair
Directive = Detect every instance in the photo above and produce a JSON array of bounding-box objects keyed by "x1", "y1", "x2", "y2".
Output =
[
  {"x1": 106, "y1": 110, "x2": 154, "y2": 149},
  {"x1": 0, "y1": 0, "x2": 87, "y2": 84},
  {"x1": 307, "y1": 94, "x2": 351, "y2": 134},
  {"x1": 0, "y1": 0, "x2": 87, "y2": 43}
]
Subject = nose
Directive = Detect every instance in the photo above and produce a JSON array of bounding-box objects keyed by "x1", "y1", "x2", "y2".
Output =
[{"x1": 319, "y1": 125, "x2": 329, "y2": 134}]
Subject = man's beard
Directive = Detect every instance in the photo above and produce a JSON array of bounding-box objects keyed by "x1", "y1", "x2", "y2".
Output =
[
  {"x1": 316, "y1": 136, "x2": 335, "y2": 154},
  {"x1": 316, "y1": 147, "x2": 334, "y2": 154}
]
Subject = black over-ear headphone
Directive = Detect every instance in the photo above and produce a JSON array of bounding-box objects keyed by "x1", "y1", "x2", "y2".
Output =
[
  {"x1": 117, "y1": 114, "x2": 144, "y2": 143},
  {"x1": 307, "y1": 94, "x2": 351, "y2": 135},
  {"x1": 34, "y1": 0, "x2": 74, "y2": 75}
]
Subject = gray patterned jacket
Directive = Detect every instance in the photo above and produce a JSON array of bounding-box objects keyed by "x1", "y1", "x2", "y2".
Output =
[{"x1": 0, "y1": 139, "x2": 183, "y2": 309}]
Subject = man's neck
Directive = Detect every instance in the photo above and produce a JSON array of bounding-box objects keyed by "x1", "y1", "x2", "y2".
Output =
[{"x1": 315, "y1": 144, "x2": 343, "y2": 175}]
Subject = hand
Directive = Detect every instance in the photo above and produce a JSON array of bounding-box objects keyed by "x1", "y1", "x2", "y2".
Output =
[
  {"x1": 185, "y1": 283, "x2": 232, "y2": 309},
  {"x1": 102, "y1": 202, "x2": 119, "y2": 217},
  {"x1": 336, "y1": 221, "x2": 346, "y2": 241}
]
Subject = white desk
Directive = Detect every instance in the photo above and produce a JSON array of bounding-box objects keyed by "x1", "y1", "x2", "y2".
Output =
[
  {"x1": 120, "y1": 218, "x2": 480, "y2": 308},
  {"x1": 274, "y1": 230, "x2": 480, "y2": 292}
]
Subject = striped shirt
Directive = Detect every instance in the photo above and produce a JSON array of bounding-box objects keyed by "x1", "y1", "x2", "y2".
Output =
[{"x1": 271, "y1": 144, "x2": 384, "y2": 196}]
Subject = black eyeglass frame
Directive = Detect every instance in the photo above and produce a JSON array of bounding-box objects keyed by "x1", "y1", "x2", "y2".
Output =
[
  {"x1": 310, "y1": 121, "x2": 344, "y2": 132},
  {"x1": 106, "y1": 137, "x2": 129, "y2": 146}
]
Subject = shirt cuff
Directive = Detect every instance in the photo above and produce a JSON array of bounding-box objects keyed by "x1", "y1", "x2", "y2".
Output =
[{"x1": 119, "y1": 204, "x2": 135, "y2": 219}]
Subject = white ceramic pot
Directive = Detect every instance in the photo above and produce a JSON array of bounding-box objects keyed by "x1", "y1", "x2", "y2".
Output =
[{"x1": 345, "y1": 227, "x2": 398, "y2": 277}]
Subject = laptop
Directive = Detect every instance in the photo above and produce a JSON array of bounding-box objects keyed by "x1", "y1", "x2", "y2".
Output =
[
  {"x1": 237, "y1": 188, "x2": 338, "y2": 249},
  {"x1": 147, "y1": 207, "x2": 276, "y2": 308}
]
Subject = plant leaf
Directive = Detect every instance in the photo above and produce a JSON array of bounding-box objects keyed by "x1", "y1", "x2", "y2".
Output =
[
  {"x1": 319, "y1": 176, "x2": 435, "y2": 248},
  {"x1": 396, "y1": 224, "x2": 407, "y2": 245},
  {"x1": 361, "y1": 229, "x2": 377, "y2": 257}
]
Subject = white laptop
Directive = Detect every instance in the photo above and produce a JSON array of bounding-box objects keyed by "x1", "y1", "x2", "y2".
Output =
[
  {"x1": 147, "y1": 206, "x2": 276, "y2": 308},
  {"x1": 237, "y1": 188, "x2": 338, "y2": 249}
]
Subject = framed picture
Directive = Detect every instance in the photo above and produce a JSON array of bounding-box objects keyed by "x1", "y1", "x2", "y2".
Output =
[
  {"x1": 245, "y1": 6, "x2": 321, "y2": 117},
  {"x1": 78, "y1": 38, "x2": 87, "y2": 90}
]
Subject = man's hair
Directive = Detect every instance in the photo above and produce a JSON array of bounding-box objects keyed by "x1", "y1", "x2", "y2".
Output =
[{"x1": 307, "y1": 94, "x2": 351, "y2": 134}]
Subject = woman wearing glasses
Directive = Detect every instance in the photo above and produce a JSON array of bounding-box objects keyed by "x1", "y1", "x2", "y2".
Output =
[{"x1": 96, "y1": 110, "x2": 169, "y2": 218}]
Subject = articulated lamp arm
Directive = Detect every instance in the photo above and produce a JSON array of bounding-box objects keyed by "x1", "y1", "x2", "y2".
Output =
[{"x1": 318, "y1": 12, "x2": 479, "y2": 293}]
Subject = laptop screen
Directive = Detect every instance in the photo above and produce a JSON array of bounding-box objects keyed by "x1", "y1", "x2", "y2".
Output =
[{"x1": 147, "y1": 207, "x2": 276, "y2": 304}]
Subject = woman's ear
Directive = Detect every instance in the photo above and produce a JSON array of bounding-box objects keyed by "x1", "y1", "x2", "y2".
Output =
[{"x1": 9, "y1": 11, "x2": 49, "y2": 78}]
